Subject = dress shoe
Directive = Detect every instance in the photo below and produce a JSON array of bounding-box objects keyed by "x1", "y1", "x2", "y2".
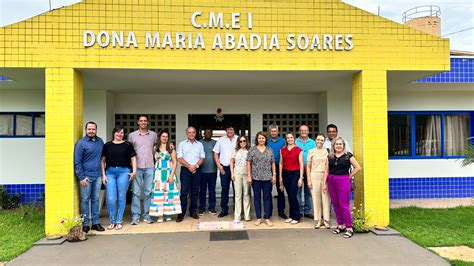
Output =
[
  {"x1": 82, "y1": 226, "x2": 90, "y2": 233},
  {"x1": 278, "y1": 213, "x2": 288, "y2": 219},
  {"x1": 176, "y1": 214, "x2": 184, "y2": 223},
  {"x1": 91, "y1": 224, "x2": 105, "y2": 231},
  {"x1": 304, "y1": 213, "x2": 314, "y2": 219},
  {"x1": 218, "y1": 212, "x2": 228, "y2": 218},
  {"x1": 190, "y1": 212, "x2": 199, "y2": 219}
]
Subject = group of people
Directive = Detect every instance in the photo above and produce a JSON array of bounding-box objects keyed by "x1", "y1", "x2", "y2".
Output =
[{"x1": 74, "y1": 115, "x2": 360, "y2": 238}]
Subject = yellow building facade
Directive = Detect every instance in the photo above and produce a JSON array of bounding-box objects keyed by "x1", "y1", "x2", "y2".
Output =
[{"x1": 0, "y1": 0, "x2": 449, "y2": 236}]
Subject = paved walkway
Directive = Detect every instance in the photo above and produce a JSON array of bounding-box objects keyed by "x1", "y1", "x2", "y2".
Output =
[{"x1": 9, "y1": 229, "x2": 447, "y2": 265}]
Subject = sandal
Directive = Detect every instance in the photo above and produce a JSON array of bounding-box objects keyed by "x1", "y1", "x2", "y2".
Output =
[
  {"x1": 343, "y1": 229, "x2": 354, "y2": 238},
  {"x1": 107, "y1": 224, "x2": 115, "y2": 230},
  {"x1": 314, "y1": 220, "x2": 323, "y2": 229},
  {"x1": 323, "y1": 220, "x2": 330, "y2": 229},
  {"x1": 264, "y1": 219, "x2": 273, "y2": 227},
  {"x1": 115, "y1": 223, "x2": 123, "y2": 230},
  {"x1": 332, "y1": 226, "x2": 346, "y2": 234},
  {"x1": 254, "y1": 219, "x2": 262, "y2": 226}
]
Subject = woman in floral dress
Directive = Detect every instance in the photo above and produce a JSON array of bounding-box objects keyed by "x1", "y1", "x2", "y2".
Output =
[{"x1": 149, "y1": 130, "x2": 181, "y2": 222}]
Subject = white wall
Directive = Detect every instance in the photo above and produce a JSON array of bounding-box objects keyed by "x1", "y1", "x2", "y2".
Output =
[
  {"x1": 389, "y1": 159, "x2": 474, "y2": 178},
  {"x1": 114, "y1": 94, "x2": 321, "y2": 142},
  {"x1": 388, "y1": 90, "x2": 474, "y2": 178},
  {"x1": 0, "y1": 90, "x2": 45, "y2": 184},
  {"x1": 325, "y1": 89, "x2": 353, "y2": 145},
  {"x1": 388, "y1": 91, "x2": 474, "y2": 111},
  {"x1": 84, "y1": 90, "x2": 108, "y2": 141}
]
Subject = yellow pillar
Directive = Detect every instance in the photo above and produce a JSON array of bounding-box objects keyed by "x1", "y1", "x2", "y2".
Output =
[
  {"x1": 352, "y1": 70, "x2": 389, "y2": 227},
  {"x1": 45, "y1": 68, "x2": 83, "y2": 236}
]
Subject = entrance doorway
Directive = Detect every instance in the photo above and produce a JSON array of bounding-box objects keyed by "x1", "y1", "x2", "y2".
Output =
[
  {"x1": 188, "y1": 114, "x2": 250, "y2": 197},
  {"x1": 188, "y1": 114, "x2": 251, "y2": 139}
]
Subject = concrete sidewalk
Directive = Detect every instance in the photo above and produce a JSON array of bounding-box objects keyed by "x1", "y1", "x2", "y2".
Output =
[{"x1": 9, "y1": 229, "x2": 447, "y2": 265}]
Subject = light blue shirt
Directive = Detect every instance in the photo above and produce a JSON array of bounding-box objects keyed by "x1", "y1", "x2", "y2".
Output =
[
  {"x1": 177, "y1": 139, "x2": 205, "y2": 165},
  {"x1": 296, "y1": 137, "x2": 316, "y2": 166}
]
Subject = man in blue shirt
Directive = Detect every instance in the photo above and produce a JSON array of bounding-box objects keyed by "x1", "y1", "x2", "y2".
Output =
[
  {"x1": 74, "y1": 122, "x2": 105, "y2": 233},
  {"x1": 199, "y1": 129, "x2": 218, "y2": 215},
  {"x1": 267, "y1": 124, "x2": 287, "y2": 219},
  {"x1": 295, "y1": 124, "x2": 316, "y2": 219}
]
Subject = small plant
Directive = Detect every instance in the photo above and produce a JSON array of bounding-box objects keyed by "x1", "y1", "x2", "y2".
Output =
[
  {"x1": 60, "y1": 215, "x2": 83, "y2": 232},
  {"x1": 352, "y1": 204, "x2": 373, "y2": 233},
  {"x1": 460, "y1": 137, "x2": 474, "y2": 167},
  {"x1": 61, "y1": 215, "x2": 87, "y2": 242},
  {"x1": 0, "y1": 185, "x2": 22, "y2": 210}
]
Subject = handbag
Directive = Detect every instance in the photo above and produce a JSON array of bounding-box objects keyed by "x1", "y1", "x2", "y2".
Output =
[{"x1": 350, "y1": 176, "x2": 356, "y2": 192}]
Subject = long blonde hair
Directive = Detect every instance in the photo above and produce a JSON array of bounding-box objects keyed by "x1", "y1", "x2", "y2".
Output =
[{"x1": 329, "y1": 137, "x2": 347, "y2": 159}]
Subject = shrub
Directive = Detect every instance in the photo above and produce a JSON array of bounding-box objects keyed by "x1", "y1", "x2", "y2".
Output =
[
  {"x1": 352, "y1": 204, "x2": 373, "y2": 233},
  {"x1": 0, "y1": 185, "x2": 21, "y2": 210}
]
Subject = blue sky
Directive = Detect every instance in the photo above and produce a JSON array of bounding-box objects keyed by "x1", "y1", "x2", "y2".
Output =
[{"x1": 0, "y1": 0, "x2": 472, "y2": 51}]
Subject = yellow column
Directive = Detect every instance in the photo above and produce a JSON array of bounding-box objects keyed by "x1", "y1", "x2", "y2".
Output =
[
  {"x1": 352, "y1": 70, "x2": 389, "y2": 227},
  {"x1": 45, "y1": 68, "x2": 83, "y2": 236}
]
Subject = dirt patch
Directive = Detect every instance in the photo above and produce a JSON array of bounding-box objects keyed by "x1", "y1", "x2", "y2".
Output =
[{"x1": 429, "y1": 246, "x2": 474, "y2": 262}]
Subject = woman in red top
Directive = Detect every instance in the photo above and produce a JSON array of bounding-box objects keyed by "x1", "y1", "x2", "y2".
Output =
[{"x1": 279, "y1": 132, "x2": 304, "y2": 224}]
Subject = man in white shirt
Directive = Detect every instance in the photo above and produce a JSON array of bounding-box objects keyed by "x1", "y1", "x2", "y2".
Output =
[
  {"x1": 213, "y1": 124, "x2": 238, "y2": 218},
  {"x1": 177, "y1": 127, "x2": 205, "y2": 222},
  {"x1": 324, "y1": 124, "x2": 352, "y2": 153}
]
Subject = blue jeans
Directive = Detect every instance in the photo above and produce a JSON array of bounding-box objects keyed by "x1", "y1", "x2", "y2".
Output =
[
  {"x1": 131, "y1": 168, "x2": 154, "y2": 220},
  {"x1": 220, "y1": 165, "x2": 234, "y2": 214},
  {"x1": 283, "y1": 170, "x2": 301, "y2": 221},
  {"x1": 79, "y1": 176, "x2": 102, "y2": 226},
  {"x1": 180, "y1": 167, "x2": 201, "y2": 216},
  {"x1": 199, "y1": 172, "x2": 217, "y2": 211},
  {"x1": 105, "y1": 167, "x2": 131, "y2": 224},
  {"x1": 297, "y1": 171, "x2": 313, "y2": 215},
  {"x1": 252, "y1": 180, "x2": 272, "y2": 219}
]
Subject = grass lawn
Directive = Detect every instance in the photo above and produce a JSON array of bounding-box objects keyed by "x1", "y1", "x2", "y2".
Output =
[
  {"x1": 0, "y1": 205, "x2": 45, "y2": 262},
  {"x1": 390, "y1": 206, "x2": 474, "y2": 266}
]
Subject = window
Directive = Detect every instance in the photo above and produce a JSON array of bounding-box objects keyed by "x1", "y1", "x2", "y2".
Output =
[
  {"x1": 0, "y1": 112, "x2": 45, "y2": 138},
  {"x1": 388, "y1": 115, "x2": 411, "y2": 156},
  {"x1": 388, "y1": 112, "x2": 472, "y2": 159},
  {"x1": 262, "y1": 113, "x2": 319, "y2": 138}
]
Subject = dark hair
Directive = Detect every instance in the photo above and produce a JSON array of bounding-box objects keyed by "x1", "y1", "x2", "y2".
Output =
[
  {"x1": 111, "y1": 125, "x2": 126, "y2": 140},
  {"x1": 327, "y1": 124, "x2": 338, "y2": 132},
  {"x1": 156, "y1": 130, "x2": 173, "y2": 154},
  {"x1": 85, "y1": 121, "x2": 97, "y2": 129},
  {"x1": 254, "y1": 131, "x2": 268, "y2": 146},
  {"x1": 235, "y1": 135, "x2": 250, "y2": 151},
  {"x1": 316, "y1": 133, "x2": 326, "y2": 139},
  {"x1": 224, "y1": 123, "x2": 234, "y2": 130},
  {"x1": 137, "y1": 114, "x2": 149, "y2": 121}
]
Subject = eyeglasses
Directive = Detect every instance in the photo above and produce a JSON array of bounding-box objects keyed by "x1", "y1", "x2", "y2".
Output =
[{"x1": 239, "y1": 140, "x2": 247, "y2": 143}]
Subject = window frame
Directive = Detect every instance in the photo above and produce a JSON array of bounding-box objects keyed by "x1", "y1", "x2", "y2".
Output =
[
  {"x1": 0, "y1": 112, "x2": 45, "y2": 138},
  {"x1": 388, "y1": 111, "x2": 473, "y2": 160}
]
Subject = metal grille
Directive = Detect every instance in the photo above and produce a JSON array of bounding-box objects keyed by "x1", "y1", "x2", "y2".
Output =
[
  {"x1": 262, "y1": 113, "x2": 319, "y2": 138},
  {"x1": 209, "y1": 231, "x2": 249, "y2": 241},
  {"x1": 114, "y1": 114, "x2": 176, "y2": 143}
]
